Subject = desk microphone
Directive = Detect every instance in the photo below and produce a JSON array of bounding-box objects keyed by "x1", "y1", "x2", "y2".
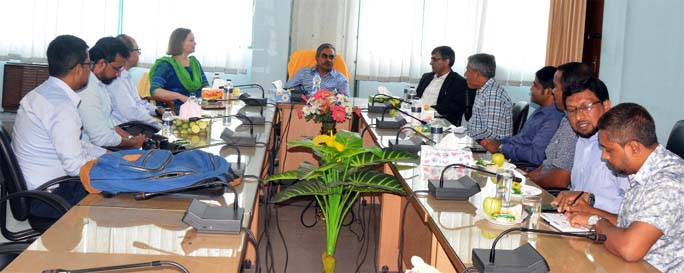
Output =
[
  {"x1": 443, "y1": 163, "x2": 523, "y2": 182},
  {"x1": 368, "y1": 93, "x2": 407, "y2": 113},
  {"x1": 376, "y1": 101, "x2": 408, "y2": 129},
  {"x1": 41, "y1": 260, "x2": 189, "y2": 273},
  {"x1": 427, "y1": 163, "x2": 481, "y2": 200},
  {"x1": 235, "y1": 84, "x2": 267, "y2": 106},
  {"x1": 472, "y1": 227, "x2": 606, "y2": 273},
  {"x1": 220, "y1": 114, "x2": 258, "y2": 146},
  {"x1": 387, "y1": 127, "x2": 435, "y2": 153}
]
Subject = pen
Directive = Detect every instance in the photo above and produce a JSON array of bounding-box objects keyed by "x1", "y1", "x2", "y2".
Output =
[{"x1": 570, "y1": 191, "x2": 585, "y2": 206}]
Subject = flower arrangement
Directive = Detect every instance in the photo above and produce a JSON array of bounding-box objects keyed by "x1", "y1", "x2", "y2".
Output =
[{"x1": 298, "y1": 90, "x2": 359, "y2": 124}]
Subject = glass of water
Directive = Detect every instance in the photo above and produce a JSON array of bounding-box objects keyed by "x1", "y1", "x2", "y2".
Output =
[
  {"x1": 523, "y1": 195, "x2": 542, "y2": 236},
  {"x1": 496, "y1": 168, "x2": 514, "y2": 207}
]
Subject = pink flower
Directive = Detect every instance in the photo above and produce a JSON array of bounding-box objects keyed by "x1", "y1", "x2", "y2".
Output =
[
  {"x1": 313, "y1": 90, "x2": 333, "y2": 101},
  {"x1": 331, "y1": 105, "x2": 347, "y2": 122}
]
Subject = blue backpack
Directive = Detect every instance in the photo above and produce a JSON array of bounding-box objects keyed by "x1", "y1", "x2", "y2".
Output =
[{"x1": 80, "y1": 149, "x2": 233, "y2": 195}]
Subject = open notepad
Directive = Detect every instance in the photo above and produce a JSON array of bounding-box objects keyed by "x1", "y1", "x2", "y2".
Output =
[{"x1": 541, "y1": 213, "x2": 590, "y2": 233}]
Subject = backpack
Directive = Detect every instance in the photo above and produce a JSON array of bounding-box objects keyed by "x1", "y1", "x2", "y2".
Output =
[{"x1": 80, "y1": 149, "x2": 233, "y2": 195}]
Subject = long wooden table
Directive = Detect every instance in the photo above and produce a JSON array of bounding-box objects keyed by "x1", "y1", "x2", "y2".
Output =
[
  {"x1": 357, "y1": 109, "x2": 661, "y2": 273},
  {"x1": 2, "y1": 102, "x2": 276, "y2": 273}
]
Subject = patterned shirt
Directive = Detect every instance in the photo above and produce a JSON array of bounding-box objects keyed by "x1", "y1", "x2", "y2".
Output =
[
  {"x1": 284, "y1": 66, "x2": 350, "y2": 96},
  {"x1": 571, "y1": 132, "x2": 629, "y2": 213},
  {"x1": 500, "y1": 103, "x2": 564, "y2": 166},
  {"x1": 466, "y1": 78, "x2": 512, "y2": 140},
  {"x1": 540, "y1": 116, "x2": 578, "y2": 175},
  {"x1": 618, "y1": 145, "x2": 684, "y2": 272}
]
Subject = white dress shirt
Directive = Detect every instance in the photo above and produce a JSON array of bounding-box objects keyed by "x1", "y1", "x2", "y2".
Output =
[
  {"x1": 421, "y1": 72, "x2": 449, "y2": 107},
  {"x1": 12, "y1": 77, "x2": 106, "y2": 189},
  {"x1": 78, "y1": 72, "x2": 122, "y2": 147},
  {"x1": 108, "y1": 69, "x2": 161, "y2": 129}
]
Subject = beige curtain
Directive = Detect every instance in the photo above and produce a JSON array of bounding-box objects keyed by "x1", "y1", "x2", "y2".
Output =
[{"x1": 545, "y1": 0, "x2": 587, "y2": 66}]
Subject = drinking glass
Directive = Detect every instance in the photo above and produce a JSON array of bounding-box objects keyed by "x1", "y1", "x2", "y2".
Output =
[
  {"x1": 496, "y1": 168, "x2": 514, "y2": 207},
  {"x1": 523, "y1": 195, "x2": 542, "y2": 237}
]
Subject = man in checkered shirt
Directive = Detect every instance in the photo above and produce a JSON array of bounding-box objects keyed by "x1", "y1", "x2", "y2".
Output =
[{"x1": 464, "y1": 53, "x2": 513, "y2": 140}]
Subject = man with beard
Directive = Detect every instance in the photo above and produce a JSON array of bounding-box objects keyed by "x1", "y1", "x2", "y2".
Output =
[
  {"x1": 415, "y1": 46, "x2": 475, "y2": 126},
  {"x1": 566, "y1": 103, "x2": 684, "y2": 272},
  {"x1": 11, "y1": 35, "x2": 107, "y2": 218},
  {"x1": 78, "y1": 36, "x2": 145, "y2": 148},
  {"x1": 552, "y1": 77, "x2": 629, "y2": 214},
  {"x1": 285, "y1": 43, "x2": 350, "y2": 96}
]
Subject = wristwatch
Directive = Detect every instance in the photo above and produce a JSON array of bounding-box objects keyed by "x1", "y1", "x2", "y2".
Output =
[
  {"x1": 588, "y1": 215, "x2": 602, "y2": 226},
  {"x1": 127, "y1": 135, "x2": 134, "y2": 139},
  {"x1": 498, "y1": 144, "x2": 503, "y2": 152},
  {"x1": 588, "y1": 193, "x2": 596, "y2": 206}
]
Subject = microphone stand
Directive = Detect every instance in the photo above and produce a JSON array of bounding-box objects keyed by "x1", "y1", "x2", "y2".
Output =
[
  {"x1": 472, "y1": 227, "x2": 605, "y2": 273},
  {"x1": 387, "y1": 127, "x2": 435, "y2": 153},
  {"x1": 220, "y1": 114, "x2": 257, "y2": 146},
  {"x1": 42, "y1": 260, "x2": 190, "y2": 273},
  {"x1": 427, "y1": 163, "x2": 481, "y2": 200},
  {"x1": 441, "y1": 163, "x2": 523, "y2": 184},
  {"x1": 375, "y1": 101, "x2": 408, "y2": 129},
  {"x1": 368, "y1": 93, "x2": 407, "y2": 113}
]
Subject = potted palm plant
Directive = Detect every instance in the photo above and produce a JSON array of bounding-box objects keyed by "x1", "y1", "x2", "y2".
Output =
[{"x1": 264, "y1": 129, "x2": 416, "y2": 273}]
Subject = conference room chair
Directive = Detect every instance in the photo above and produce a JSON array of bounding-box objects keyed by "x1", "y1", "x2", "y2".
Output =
[
  {"x1": 511, "y1": 101, "x2": 529, "y2": 136},
  {"x1": 287, "y1": 49, "x2": 350, "y2": 80},
  {"x1": 666, "y1": 119, "x2": 684, "y2": 159},
  {"x1": 137, "y1": 71, "x2": 176, "y2": 114}
]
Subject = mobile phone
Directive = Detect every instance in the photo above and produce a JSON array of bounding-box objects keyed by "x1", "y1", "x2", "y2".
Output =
[{"x1": 541, "y1": 203, "x2": 558, "y2": 213}]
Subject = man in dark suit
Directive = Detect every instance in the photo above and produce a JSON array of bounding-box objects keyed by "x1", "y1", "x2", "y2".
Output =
[{"x1": 416, "y1": 46, "x2": 475, "y2": 126}]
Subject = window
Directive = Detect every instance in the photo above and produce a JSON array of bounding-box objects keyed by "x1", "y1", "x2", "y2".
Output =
[
  {"x1": 355, "y1": 0, "x2": 550, "y2": 86},
  {"x1": 0, "y1": 0, "x2": 253, "y2": 73}
]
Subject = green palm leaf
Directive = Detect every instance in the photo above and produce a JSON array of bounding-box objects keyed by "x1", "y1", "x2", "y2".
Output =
[
  {"x1": 328, "y1": 170, "x2": 406, "y2": 195},
  {"x1": 272, "y1": 179, "x2": 329, "y2": 203},
  {"x1": 264, "y1": 170, "x2": 299, "y2": 182},
  {"x1": 349, "y1": 149, "x2": 417, "y2": 167}
]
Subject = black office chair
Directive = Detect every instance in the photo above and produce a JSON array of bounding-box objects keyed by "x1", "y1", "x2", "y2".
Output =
[
  {"x1": 511, "y1": 101, "x2": 529, "y2": 136},
  {"x1": 0, "y1": 125, "x2": 72, "y2": 270},
  {"x1": 666, "y1": 120, "x2": 684, "y2": 159}
]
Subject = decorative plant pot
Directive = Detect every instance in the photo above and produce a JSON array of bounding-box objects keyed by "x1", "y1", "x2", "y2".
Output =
[{"x1": 320, "y1": 121, "x2": 337, "y2": 135}]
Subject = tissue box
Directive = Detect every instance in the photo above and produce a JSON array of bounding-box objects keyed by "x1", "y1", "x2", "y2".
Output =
[
  {"x1": 420, "y1": 145, "x2": 474, "y2": 166},
  {"x1": 276, "y1": 89, "x2": 291, "y2": 103}
]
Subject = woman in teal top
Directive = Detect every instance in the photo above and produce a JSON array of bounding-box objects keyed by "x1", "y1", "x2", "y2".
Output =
[{"x1": 150, "y1": 28, "x2": 209, "y2": 113}]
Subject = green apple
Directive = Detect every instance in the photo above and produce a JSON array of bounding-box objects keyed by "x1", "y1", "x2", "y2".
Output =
[
  {"x1": 483, "y1": 197, "x2": 502, "y2": 216},
  {"x1": 492, "y1": 153, "x2": 506, "y2": 167}
]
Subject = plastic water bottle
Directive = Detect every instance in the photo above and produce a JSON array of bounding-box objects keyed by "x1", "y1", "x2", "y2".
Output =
[
  {"x1": 410, "y1": 98, "x2": 423, "y2": 127},
  {"x1": 161, "y1": 110, "x2": 174, "y2": 137},
  {"x1": 404, "y1": 86, "x2": 417, "y2": 111},
  {"x1": 312, "y1": 74, "x2": 321, "y2": 94},
  {"x1": 431, "y1": 117, "x2": 444, "y2": 144},
  {"x1": 211, "y1": 72, "x2": 221, "y2": 89},
  {"x1": 223, "y1": 82, "x2": 232, "y2": 125}
]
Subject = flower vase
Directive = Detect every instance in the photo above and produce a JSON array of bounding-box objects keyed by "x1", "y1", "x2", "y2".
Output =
[{"x1": 320, "y1": 121, "x2": 337, "y2": 135}]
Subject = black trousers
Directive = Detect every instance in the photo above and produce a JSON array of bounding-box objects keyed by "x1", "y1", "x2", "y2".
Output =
[{"x1": 30, "y1": 182, "x2": 88, "y2": 219}]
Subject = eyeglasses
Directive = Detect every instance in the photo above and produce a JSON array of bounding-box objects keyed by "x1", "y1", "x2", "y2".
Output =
[
  {"x1": 566, "y1": 101, "x2": 602, "y2": 116},
  {"x1": 430, "y1": 57, "x2": 445, "y2": 62},
  {"x1": 131, "y1": 48, "x2": 141, "y2": 54}
]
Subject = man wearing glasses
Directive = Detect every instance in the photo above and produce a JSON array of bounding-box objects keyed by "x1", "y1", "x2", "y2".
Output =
[
  {"x1": 12, "y1": 35, "x2": 107, "y2": 218},
  {"x1": 78, "y1": 36, "x2": 145, "y2": 149},
  {"x1": 415, "y1": 46, "x2": 475, "y2": 126},
  {"x1": 284, "y1": 43, "x2": 350, "y2": 96},
  {"x1": 107, "y1": 34, "x2": 163, "y2": 131},
  {"x1": 551, "y1": 77, "x2": 629, "y2": 215}
]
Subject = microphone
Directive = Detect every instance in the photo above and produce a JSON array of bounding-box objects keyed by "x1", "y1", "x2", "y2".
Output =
[
  {"x1": 375, "y1": 101, "x2": 408, "y2": 129},
  {"x1": 220, "y1": 114, "x2": 258, "y2": 146},
  {"x1": 237, "y1": 93, "x2": 267, "y2": 124},
  {"x1": 472, "y1": 227, "x2": 606, "y2": 273},
  {"x1": 427, "y1": 163, "x2": 481, "y2": 200},
  {"x1": 286, "y1": 83, "x2": 308, "y2": 103},
  {"x1": 235, "y1": 84, "x2": 267, "y2": 106},
  {"x1": 368, "y1": 94, "x2": 407, "y2": 113},
  {"x1": 387, "y1": 127, "x2": 435, "y2": 153},
  {"x1": 42, "y1": 260, "x2": 190, "y2": 273}
]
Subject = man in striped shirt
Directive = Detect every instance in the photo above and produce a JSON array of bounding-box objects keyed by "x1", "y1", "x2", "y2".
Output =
[{"x1": 464, "y1": 53, "x2": 513, "y2": 140}]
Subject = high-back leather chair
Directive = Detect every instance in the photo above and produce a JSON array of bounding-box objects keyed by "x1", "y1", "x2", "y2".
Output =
[
  {"x1": 287, "y1": 49, "x2": 350, "y2": 80},
  {"x1": 666, "y1": 120, "x2": 684, "y2": 159},
  {"x1": 511, "y1": 101, "x2": 530, "y2": 136}
]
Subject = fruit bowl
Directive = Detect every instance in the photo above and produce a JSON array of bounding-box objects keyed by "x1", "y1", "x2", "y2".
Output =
[{"x1": 173, "y1": 118, "x2": 211, "y2": 135}]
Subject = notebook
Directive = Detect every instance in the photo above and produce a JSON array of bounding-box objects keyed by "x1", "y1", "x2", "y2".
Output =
[{"x1": 541, "y1": 213, "x2": 590, "y2": 233}]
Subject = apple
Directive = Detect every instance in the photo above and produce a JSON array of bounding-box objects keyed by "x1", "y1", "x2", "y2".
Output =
[
  {"x1": 482, "y1": 197, "x2": 502, "y2": 216},
  {"x1": 492, "y1": 153, "x2": 505, "y2": 167}
]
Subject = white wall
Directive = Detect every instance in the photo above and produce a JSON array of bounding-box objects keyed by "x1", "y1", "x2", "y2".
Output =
[{"x1": 601, "y1": 0, "x2": 684, "y2": 143}]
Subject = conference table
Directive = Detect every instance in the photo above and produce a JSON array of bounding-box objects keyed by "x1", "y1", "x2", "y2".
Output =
[{"x1": 2, "y1": 101, "x2": 275, "y2": 273}]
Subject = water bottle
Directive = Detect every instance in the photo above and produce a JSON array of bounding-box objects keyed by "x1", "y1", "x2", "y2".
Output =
[
  {"x1": 312, "y1": 74, "x2": 322, "y2": 94},
  {"x1": 161, "y1": 110, "x2": 174, "y2": 137},
  {"x1": 211, "y1": 72, "x2": 221, "y2": 89},
  {"x1": 410, "y1": 98, "x2": 423, "y2": 127},
  {"x1": 223, "y1": 81, "x2": 233, "y2": 125},
  {"x1": 431, "y1": 117, "x2": 444, "y2": 144},
  {"x1": 404, "y1": 86, "x2": 417, "y2": 111}
]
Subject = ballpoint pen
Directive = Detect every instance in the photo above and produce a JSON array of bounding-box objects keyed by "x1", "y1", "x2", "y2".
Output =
[{"x1": 562, "y1": 191, "x2": 585, "y2": 213}]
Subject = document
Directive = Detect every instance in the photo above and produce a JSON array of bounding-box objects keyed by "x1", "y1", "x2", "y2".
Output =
[{"x1": 541, "y1": 213, "x2": 590, "y2": 233}]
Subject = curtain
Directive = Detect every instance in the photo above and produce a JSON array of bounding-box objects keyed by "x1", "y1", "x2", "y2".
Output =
[
  {"x1": 0, "y1": 0, "x2": 119, "y2": 62},
  {"x1": 545, "y1": 0, "x2": 587, "y2": 67},
  {"x1": 355, "y1": 0, "x2": 550, "y2": 86},
  {"x1": 122, "y1": 0, "x2": 254, "y2": 74},
  {"x1": 0, "y1": 0, "x2": 253, "y2": 73}
]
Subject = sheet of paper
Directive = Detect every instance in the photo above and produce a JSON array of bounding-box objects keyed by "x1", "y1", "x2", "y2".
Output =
[{"x1": 541, "y1": 213, "x2": 590, "y2": 233}]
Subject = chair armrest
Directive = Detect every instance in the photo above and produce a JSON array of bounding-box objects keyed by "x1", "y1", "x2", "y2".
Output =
[
  {"x1": 3, "y1": 191, "x2": 71, "y2": 215},
  {"x1": 34, "y1": 176, "x2": 81, "y2": 192}
]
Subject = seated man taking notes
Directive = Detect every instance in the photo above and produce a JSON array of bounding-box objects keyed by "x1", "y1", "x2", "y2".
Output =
[
  {"x1": 285, "y1": 43, "x2": 350, "y2": 96},
  {"x1": 566, "y1": 103, "x2": 684, "y2": 272}
]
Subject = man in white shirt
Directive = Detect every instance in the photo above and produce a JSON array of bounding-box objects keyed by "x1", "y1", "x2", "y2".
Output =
[
  {"x1": 415, "y1": 46, "x2": 474, "y2": 126},
  {"x1": 78, "y1": 36, "x2": 145, "y2": 149},
  {"x1": 108, "y1": 34, "x2": 163, "y2": 130},
  {"x1": 12, "y1": 35, "x2": 107, "y2": 218}
]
